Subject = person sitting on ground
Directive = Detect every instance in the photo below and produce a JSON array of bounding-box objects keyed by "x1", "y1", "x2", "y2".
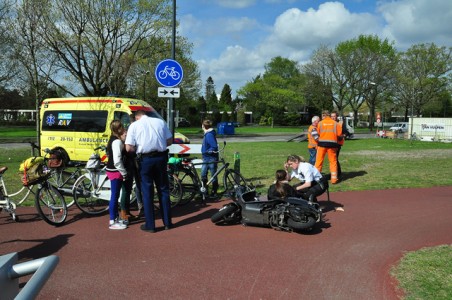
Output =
[
  {"x1": 284, "y1": 154, "x2": 328, "y2": 202},
  {"x1": 267, "y1": 169, "x2": 297, "y2": 200}
]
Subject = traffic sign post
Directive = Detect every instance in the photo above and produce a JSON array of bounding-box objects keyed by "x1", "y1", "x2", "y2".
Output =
[
  {"x1": 155, "y1": 58, "x2": 184, "y2": 143},
  {"x1": 158, "y1": 87, "x2": 180, "y2": 98},
  {"x1": 155, "y1": 59, "x2": 183, "y2": 87}
]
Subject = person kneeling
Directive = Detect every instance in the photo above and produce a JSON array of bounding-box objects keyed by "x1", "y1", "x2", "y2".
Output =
[{"x1": 284, "y1": 154, "x2": 328, "y2": 202}]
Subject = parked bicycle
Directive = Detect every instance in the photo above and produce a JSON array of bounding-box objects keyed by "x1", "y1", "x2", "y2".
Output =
[
  {"x1": 33, "y1": 149, "x2": 69, "y2": 226},
  {"x1": 169, "y1": 141, "x2": 248, "y2": 204},
  {"x1": 0, "y1": 167, "x2": 36, "y2": 222},
  {"x1": 44, "y1": 149, "x2": 85, "y2": 208},
  {"x1": 0, "y1": 142, "x2": 41, "y2": 222},
  {"x1": 72, "y1": 146, "x2": 182, "y2": 216}
]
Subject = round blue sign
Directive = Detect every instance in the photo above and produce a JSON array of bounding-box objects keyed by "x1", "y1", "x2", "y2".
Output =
[{"x1": 155, "y1": 59, "x2": 184, "y2": 87}]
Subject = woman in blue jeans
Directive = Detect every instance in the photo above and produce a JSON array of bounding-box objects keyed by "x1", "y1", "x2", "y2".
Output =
[{"x1": 201, "y1": 120, "x2": 219, "y2": 197}]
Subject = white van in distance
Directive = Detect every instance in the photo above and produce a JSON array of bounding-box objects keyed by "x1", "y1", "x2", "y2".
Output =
[{"x1": 389, "y1": 122, "x2": 409, "y2": 133}]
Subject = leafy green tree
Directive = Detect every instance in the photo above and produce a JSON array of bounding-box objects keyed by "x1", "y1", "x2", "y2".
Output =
[
  {"x1": 238, "y1": 56, "x2": 305, "y2": 126},
  {"x1": 305, "y1": 36, "x2": 397, "y2": 130},
  {"x1": 336, "y1": 35, "x2": 397, "y2": 130},
  {"x1": 393, "y1": 43, "x2": 452, "y2": 121}
]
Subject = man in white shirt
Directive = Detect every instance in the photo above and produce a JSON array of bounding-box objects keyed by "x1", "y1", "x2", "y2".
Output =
[{"x1": 125, "y1": 110, "x2": 173, "y2": 233}]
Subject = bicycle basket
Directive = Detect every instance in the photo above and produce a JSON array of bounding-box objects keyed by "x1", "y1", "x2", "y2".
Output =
[
  {"x1": 20, "y1": 158, "x2": 50, "y2": 186},
  {"x1": 47, "y1": 148, "x2": 69, "y2": 169},
  {"x1": 47, "y1": 153, "x2": 63, "y2": 169},
  {"x1": 86, "y1": 154, "x2": 101, "y2": 170}
]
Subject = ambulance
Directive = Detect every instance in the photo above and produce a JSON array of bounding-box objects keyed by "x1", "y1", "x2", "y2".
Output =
[{"x1": 40, "y1": 97, "x2": 190, "y2": 162}]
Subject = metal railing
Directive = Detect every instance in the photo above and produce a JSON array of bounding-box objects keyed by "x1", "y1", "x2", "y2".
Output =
[{"x1": 0, "y1": 252, "x2": 59, "y2": 300}]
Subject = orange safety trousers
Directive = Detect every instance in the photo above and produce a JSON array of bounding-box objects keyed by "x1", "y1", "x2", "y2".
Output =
[{"x1": 315, "y1": 146, "x2": 338, "y2": 183}]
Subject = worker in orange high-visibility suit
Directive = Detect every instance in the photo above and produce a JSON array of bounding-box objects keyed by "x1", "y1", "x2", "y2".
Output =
[
  {"x1": 331, "y1": 111, "x2": 348, "y2": 178},
  {"x1": 315, "y1": 110, "x2": 342, "y2": 184},
  {"x1": 307, "y1": 115, "x2": 320, "y2": 165}
]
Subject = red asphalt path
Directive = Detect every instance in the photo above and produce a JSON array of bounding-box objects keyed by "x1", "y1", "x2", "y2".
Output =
[{"x1": 1, "y1": 186, "x2": 451, "y2": 299}]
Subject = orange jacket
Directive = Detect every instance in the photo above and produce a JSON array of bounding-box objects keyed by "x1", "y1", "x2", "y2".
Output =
[
  {"x1": 307, "y1": 125, "x2": 318, "y2": 149},
  {"x1": 317, "y1": 117, "x2": 342, "y2": 148}
]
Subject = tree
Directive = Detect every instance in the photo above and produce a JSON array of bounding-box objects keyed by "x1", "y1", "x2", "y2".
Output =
[
  {"x1": 303, "y1": 46, "x2": 341, "y2": 114},
  {"x1": 219, "y1": 84, "x2": 233, "y2": 120},
  {"x1": 336, "y1": 35, "x2": 397, "y2": 131},
  {"x1": 394, "y1": 43, "x2": 452, "y2": 121},
  {"x1": 238, "y1": 56, "x2": 305, "y2": 126},
  {"x1": 33, "y1": 0, "x2": 173, "y2": 96},
  {"x1": 0, "y1": 0, "x2": 17, "y2": 86},
  {"x1": 305, "y1": 36, "x2": 397, "y2": 130}
]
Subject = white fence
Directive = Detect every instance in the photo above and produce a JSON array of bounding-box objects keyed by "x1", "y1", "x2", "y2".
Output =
[{"x1": 0, "y1": 109, "x2": 37, "y2": 121}]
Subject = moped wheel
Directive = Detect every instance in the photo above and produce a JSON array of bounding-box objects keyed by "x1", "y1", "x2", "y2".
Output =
[
  {"x1": 211, "y1": 204, "x2": 239, "y2": 224},
  {"x1": 35, "y1": 184, "x2": 67, "y2": 226},
  {"x1": 287, "y1": 216, "x2": 316, "y2": 231}
]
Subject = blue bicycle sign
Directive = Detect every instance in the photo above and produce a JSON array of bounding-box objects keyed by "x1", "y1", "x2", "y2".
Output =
[{"x1": 155, "y1": 59, "x2": 184, "y2": 87}]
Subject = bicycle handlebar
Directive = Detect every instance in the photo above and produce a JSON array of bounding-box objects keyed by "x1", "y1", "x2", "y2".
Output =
[{"x1": 94, "y1": 145, "x2": 106, "y2": 151}]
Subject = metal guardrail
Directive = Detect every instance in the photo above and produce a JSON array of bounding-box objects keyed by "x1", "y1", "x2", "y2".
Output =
[{"x1": 0, "y1": 252, "x2": 59, "y2": 300}]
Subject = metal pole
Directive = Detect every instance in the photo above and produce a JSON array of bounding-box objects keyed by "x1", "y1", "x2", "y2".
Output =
[{"x1": 168, "y1": 0, "x2": 176, "y2": 140}]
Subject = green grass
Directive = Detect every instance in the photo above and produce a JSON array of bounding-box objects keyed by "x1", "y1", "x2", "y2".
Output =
[
  {"x1": 391, "y1": 245, "x2": 452, "y2": 299},
  {"x1": 220, "y1": 138, "x2": 452, "y2": 194},
  {"x1": 0, "y1": 126, "x2": 36, "y2": 142}
]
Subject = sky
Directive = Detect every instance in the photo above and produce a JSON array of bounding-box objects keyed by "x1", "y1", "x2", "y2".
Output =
[{"x1": 176, "y1": 0, "x2": 452, "y2": 97}]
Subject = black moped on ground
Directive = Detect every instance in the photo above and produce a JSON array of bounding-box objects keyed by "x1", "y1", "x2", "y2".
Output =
[{"x1": 211, "y1": 186, "x2": 322, "y2": 232}]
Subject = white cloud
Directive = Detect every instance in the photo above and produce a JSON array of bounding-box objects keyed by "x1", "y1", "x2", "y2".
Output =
[
  {"x1": 198, "y1": 45, "x2": 266, "y2": 94},
  {"x1": 273, "y1": 2, "x2": 380, "y2": 50},
  {"x1": 378, "y1": 0, "x2": 452, "y2": 49},
  {"x1": 186, "y1": 0, "x2": 452, "y2": 95}
]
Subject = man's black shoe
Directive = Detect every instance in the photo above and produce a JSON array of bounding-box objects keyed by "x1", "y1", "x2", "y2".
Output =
[
  {"x1": 140, "y1": 224, "x2": 155, "y2": 233},
  {"x1": 164, "y1": 224, "x2": 173, "y2": 230}
]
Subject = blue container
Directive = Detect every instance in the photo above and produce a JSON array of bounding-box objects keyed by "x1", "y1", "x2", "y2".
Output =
[{"x1": 217, "y1": 122, "x2": 235, "y2": 135}]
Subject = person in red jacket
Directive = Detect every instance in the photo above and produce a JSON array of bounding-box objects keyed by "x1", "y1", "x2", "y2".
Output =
[{"x1": 315, "y1": 110, "x2": 342, "y2": 184}]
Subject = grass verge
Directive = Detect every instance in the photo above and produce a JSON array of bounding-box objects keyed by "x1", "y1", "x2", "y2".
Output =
[{"x1": 391, "y1": 245, "x2": 452, "y2": 299}]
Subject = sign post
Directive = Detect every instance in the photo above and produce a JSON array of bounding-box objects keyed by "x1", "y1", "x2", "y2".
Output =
[
  {"x1": 155, "y1": 58, "x2": 183, "y2": 137},
  {"x1": 155, "y1": 59, "x2": 184, "y2": 88}
]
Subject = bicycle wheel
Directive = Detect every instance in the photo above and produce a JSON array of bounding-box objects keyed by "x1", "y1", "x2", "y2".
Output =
[
  {"x1": 73, "y1": 174, "x2": 109, "y2": 215},
  {"x1": 35, "y1": 183, "x2": 67, "y2": 226},
  {"x1": 153, "y1": 174, "x2": 183, "y2": 209},
  {"x1": 176, "y1": 168, "x2": 198, "y2": 205},
  {"x1": 223, "y1": 169, "x2": 248, "y2": 197},
  {"x1": 49, "y1": 169, "x2": 78, "y2": 207}
]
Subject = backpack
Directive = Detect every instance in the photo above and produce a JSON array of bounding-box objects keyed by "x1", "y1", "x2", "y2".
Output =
[{"x1": 19, "y1": 156, "x2": 49, "y2": 186}]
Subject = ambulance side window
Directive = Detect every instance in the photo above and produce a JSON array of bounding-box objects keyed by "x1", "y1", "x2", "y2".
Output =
[
  {"x1": 114, "y1": 111, "x2": 132, "y2": 130},
  {"x1": 42, "y1": 110, "x2": 108, "y2": 132}
]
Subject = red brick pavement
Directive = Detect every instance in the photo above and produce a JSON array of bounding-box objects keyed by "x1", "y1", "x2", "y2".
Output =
[{"x1": 1, "y1": 186, "x2": 451, "y2": 299}]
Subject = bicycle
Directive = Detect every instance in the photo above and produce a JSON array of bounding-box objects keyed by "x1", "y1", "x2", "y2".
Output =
[
  {"x1": 33, "y1": 150, "x2": 68, "y2": 226},
  {"x1": 72, "y1": 146, "x2": 183, "y2": 216},
  {"x1": 0, "y1": 167, "x2": 36, "y2": 221},
  {"x1": 0, "y1": 141, "x2": 41, "y2": 222},
  {"x1": 170, "y1": 141, "x2": 248, "y2": 205},
  {"x1": 43, "y1": 147, "x2": 84, "y2": 207}
]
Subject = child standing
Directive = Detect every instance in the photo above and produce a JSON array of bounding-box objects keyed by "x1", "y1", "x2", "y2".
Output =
[{"x1": 106, "y1": 120, "x2": 128, "y2": 230}]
